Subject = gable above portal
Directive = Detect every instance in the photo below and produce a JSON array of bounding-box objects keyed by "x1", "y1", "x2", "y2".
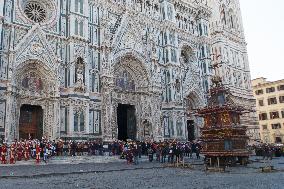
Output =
[
  {"x1": 13, "y1": 24, "x2": 59, "y2": 73},
  {"x1": 111, "y1": 13, "x2": 145, "y2": 55}
]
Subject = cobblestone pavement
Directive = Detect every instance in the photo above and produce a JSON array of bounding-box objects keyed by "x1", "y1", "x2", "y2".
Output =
[{"x1": 0, "y1": 156, "x2": 284, "y2": 189}]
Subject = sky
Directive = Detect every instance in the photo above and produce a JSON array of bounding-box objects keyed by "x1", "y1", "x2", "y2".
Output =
[{"x1": 239, "y1": 0, "x2": 284, "y2": 81}]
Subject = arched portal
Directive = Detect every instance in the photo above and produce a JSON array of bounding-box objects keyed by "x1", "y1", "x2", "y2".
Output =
[
  {"x1": 12, "y1": 60, "x2": 60, "y2": 140},
  {"x1": 102, "y1": 53, "x2": 161, "y2": 142},
  {"x1": 185, "y1": 91, "x2": 204, "y2": 141},
  {"x1": 113, "y1": 55, "x2": 149, "y2": 141}
]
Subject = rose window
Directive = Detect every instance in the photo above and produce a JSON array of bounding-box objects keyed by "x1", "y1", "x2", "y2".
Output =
[{"x1": 24, "y1": 2, "x2": 47, "y2": 23}]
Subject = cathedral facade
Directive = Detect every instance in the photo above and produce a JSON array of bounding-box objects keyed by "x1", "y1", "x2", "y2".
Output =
[{"x1": 0, "y1": 0, "x2": 259, "y2": 142}]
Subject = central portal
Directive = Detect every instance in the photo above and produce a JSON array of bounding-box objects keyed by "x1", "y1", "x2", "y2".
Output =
[
  {"x1": 19, "y1": 105, "x2": 43, "y2": 140},
  {"x1": 117, "y1": 104, "x2": 137, "y2": 141},
  {"x1": 187, "y1": 120, "x2": 195, "y2": 141}
]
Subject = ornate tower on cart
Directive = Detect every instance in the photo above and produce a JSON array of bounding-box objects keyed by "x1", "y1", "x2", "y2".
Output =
[{"x1": 197, "y1": 66, "x2": 250, "y2": 167}]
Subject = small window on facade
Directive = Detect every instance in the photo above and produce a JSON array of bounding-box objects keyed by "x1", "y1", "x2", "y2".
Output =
[
  {"x1": 258, "y1": 100, "x2": 264, "y2": 106},
  {"x1": 279, "y1": 96, "x2": 284, "y2": 103},
  {"x1": 255, "y1": 89, "x2": 263, "y2": 95},
  {"x1": 277, "y1": 85, "x2": 284, "y2": 91},
  {"x1": 272, "y1": 123, "x2": 281, "y2": 130},
  {"x1": 259, "y1": 113, "x2": 268, "y2": 120},
  {"x1": 262, "y1": 125, "x2": 267, "y2": 130},
  {"x1": 266, "y1": 87, "x2": 275, "y2": 93},
  {"x1": 275, "y1": 137, "x2": 282, "y2": 144},
  {"x1": 268, "y1": 97, "x2": 277, "y2": 105},
  {"x1": 270, "y1": 111, "x2": 279, "y2": 119},
  {"x1": 281, "y1": 110, "x2": 284, "y2": 118}
]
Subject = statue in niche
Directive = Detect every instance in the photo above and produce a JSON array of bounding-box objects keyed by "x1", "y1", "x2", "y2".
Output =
[
  {"x1": 148, "y1": 32, "x2": 158, "y2": 61},
  {"x1": 176, "y1": 79, "x2": 181, "y2": 93},
  {"x1": 175, "y1": 79, "x2": 182, "y2": 101},
  {"x1": 221, "y1": 7, "x2": 227, "y2": 25},
  {"x1": 74, "y1": 57, "x2": 86, "y2": 93},
  {"x1": 77, "y1": 69, "x2": 84, "y2": 85},
  {"x1": 152, "y1": 64, "x2": 161, "y2": 84}
]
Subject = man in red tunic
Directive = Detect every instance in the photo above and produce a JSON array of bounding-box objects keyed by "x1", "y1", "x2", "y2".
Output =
[
  {"x1": 24, "y1": 142, "x2": 30, "y2": 161},
  {"x1": 17, "y1": 143, "x2": 24, "y2": 161},
  {"x1": 1, "y1": 143, "x2": 7, "y2": 164},
  {"x1": 10, "y1": 143, "x2": 16, "y2": 164},
  {"x1": 35, "y1": 143, "x2": 41, "y2": 164}
]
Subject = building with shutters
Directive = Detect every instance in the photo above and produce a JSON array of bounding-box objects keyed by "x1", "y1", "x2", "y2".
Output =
[{"x1": 252, "y1": 78, "x2": 284, "y2": 143}]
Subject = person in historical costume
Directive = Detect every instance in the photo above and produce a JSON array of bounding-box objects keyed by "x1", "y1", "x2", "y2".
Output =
[
  {"x1": 17, "y1": 143, "x2": 24, "y2": 161},
  {"x1": 132, "y1": 145, "x2": 139, "y2": 165},
  {"x1": 168, "y1": 145, "x2": 174, "y2": 164},
  {"x1": 35, "y1": 143, "x2": 41, "y2": 164},
  {"x1": 24, "y1": 143, "x2": 30, "y2": 161},
  {"x1": 57, "y1": 140, "x2": 63, "y2": 156},
  {"x1": 161, "y1": 143, "x2": 168, "y2": 163},
  {"x1": 126, "y1": 147, "x2": 133, "y2": 165},
  {"x1": 1, "y1": 143, "x2": 7, "y2": 164},
  {"x1": 10, "y1": 143, "x2": 16, "y2": 164},
  {"x1": 43, "y1": 144, "x2": 48, "y2": 163},
  {"x1": 147, "y1": 147, "x2": 154, "y2": 162},
  {"x1": 32, "y1": 140, "x2": 36, "y2": 158}
]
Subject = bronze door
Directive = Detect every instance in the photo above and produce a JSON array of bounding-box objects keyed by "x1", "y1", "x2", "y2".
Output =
[{"x1": 19, "y1": 105, "x2": 43, "y2": 140}]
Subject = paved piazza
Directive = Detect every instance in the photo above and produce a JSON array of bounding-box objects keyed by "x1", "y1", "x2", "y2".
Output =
[{"x1": 0, "y1": 156, "x2": 284, "y2": 189}]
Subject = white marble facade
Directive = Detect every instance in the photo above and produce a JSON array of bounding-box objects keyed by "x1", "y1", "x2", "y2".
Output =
[{"x1": 0, "y1": 0, "x2": 259, "y2": 142}]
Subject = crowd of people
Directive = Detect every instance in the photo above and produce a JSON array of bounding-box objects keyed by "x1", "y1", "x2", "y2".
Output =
[
  {"x1": 0, "y1": 138, "x2": 58, "y2": 164},
  {"x1": 252, "y1": 143, "x2": 284, "y2": 159},
  {"x1": 2, "y1": 138, "x2": 284, "y2": 165},
  {"x1": 0, "y1": 138, "x2": 202, "y2": 165},
  {"x1": 119, "y1": 140, "x2": 201, "y2": 165}
]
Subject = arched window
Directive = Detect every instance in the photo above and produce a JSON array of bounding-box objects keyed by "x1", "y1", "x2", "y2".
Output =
[
  {"x1": 79, "y1": 111, "x2": 85, "y2": 132},
  {"x1": 166, "y1": 72, "x2": 171, "y2": 102},
  {"x1": 74, "y1": 111, "x2": 85, "y2": 132},
  {"x1": 79, "y1": 21, "x2": 84, "y2": 36},
  {"x1": 75, "y1": 19, "x2": 79, "y2": 35},
  {"x1": 230, "y1": 15, "x2": 234, "y2": 28},
  {"x1": 201, "y1": 46, "x2": 205, "y2": 58},
  {"x1": 75, "y1": 19, "x2": 84, "y2": 36},
  {"x1": 228, "y1": 9, "x2": 235, "y2": 29},
  {"x1": 75, "y1": 0, "x2": 83, "y2": 14}
]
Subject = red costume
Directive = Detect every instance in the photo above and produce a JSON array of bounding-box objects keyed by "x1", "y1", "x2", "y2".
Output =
[
  {"x1": 36, "y1": 144, "x2": 41, "y2": 164},
  {"x1": 10, "y1": 144, "x2": 16, "y2": 164},
  {"x1": 24, "y1": 144, "x2": 30, "y2": 161},
  {"x1": 17, "y1": 144, "x2": 23, "y2": 161},
  {"x1": 1, "y1": 144, "x2": 7, "y2": 164}
]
